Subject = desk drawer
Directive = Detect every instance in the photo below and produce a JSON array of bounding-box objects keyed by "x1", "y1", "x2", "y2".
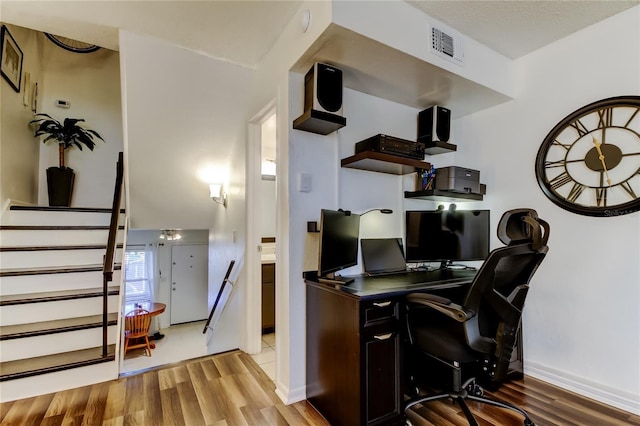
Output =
[{"x1": 363, "y1": 300, "x2": 398, "y2": 327}]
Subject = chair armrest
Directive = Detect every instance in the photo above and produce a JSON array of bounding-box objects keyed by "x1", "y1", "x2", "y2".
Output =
[{"x1": 406, "y1": 293, "x2": 475, "y2": 322}]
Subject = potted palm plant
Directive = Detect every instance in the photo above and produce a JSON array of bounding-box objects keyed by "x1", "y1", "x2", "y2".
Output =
[{"x1": 30, "y1": 113, "x2": 104, "y2": 206}]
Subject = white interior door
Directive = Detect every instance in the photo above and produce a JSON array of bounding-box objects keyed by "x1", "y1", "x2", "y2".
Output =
[{"x1": 171, "y1": 244, "x2": 208, "y2": 325}]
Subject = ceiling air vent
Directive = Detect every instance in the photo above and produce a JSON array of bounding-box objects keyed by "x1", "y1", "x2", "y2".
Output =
[{"x1": 431, "y1": 26, "x2": 464, "y2": 65}]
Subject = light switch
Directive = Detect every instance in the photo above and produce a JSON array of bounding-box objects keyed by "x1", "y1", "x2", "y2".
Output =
[{"x1": 298, "y1": 173, "x2": 311, "y2": 192}]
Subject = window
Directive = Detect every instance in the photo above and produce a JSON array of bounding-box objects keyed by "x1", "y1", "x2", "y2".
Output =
[{"x1": 124, "y1": 246, "x2": 154, "y2": 305}]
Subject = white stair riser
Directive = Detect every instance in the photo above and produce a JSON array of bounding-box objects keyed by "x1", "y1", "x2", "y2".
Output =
[
  {"x1": 0, "y1": 229, "x2": 124, "y2": 247},
  {"x1": 0, "y1": 326, "x2": 119, "y2": 362},
  {"x1": 0, "y1": 360, "x2": 118, "y2": 403},
  {"x1": 0, "y1": 296, "x2": 120, "y2": 326},
  {"x1": 0, "y1": 248, "x2": 123, "y2": 270},
  {"x1": 9, "y1": 211, "x2": 125, "y2": 227},
  {"x1": 0, "y1": 270, "x2": 122, "y2": 297}
]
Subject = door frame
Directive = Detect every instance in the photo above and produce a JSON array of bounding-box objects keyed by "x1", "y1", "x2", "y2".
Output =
[{"x1": 246, "y1": 101, "x2": 276, "y2": 355}]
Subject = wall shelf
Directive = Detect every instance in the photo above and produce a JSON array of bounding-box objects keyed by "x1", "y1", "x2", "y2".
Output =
[
  {"x1": 423, "y1": 140, "x2": 457, "y2": 155},
  {"x1": 293, "y1": 109, "x2": 346, "y2": 135},
  {"x1": 404, "y1": 189, "x2": 484, "y2": 202},
  {"x1": 341, "y1": 151, "x2": 430, "y2": 175}
]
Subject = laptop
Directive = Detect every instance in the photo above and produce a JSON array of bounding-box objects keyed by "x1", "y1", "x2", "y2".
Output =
[{"x1": 360, "y1": 238, "x2": 408, "y2": 276}]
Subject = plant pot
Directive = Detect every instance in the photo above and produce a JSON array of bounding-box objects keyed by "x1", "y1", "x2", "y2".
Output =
[{"x1": 46, "y1": 167, "x2": 75, "y2": 207}]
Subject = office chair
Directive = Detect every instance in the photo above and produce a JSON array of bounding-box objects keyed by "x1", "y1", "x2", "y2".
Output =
[
  {"x1": 404, "y1": 208, "x2": 549, "y2": 426},
  {"x1": 124, "y1": 308, "x2": 153, "y2": 356}
]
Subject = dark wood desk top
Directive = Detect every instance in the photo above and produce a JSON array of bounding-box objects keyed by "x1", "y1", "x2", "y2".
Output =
[{"x1": 304, "y1": 268, "x2": 477, "y2": 300}]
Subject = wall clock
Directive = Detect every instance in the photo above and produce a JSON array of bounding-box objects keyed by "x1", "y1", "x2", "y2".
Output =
[
  {"x1": 535, "y1": 95, "x2": 640, "y2": 217},
  {"x1": 44, "y1": 33, "x2": 100, "y2": 53}
]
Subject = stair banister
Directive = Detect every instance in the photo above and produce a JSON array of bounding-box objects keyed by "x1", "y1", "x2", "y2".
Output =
[
  {"x1": 102, "y1": 152, "x2": 124, "y2": 357},
  {"x1": 203, "y1": 260, "x2": 236, "y2": 334}
]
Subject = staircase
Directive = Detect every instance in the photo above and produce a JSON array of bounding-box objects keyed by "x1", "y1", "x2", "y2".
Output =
[{"x1": 0, "y1": 206, "x2": 127, "y2": 402}]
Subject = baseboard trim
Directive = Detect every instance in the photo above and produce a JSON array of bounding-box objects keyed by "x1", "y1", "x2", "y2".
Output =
[
  {"x1": 526, "y1": 361, "x2": 640, "y2": 415},
  {"x1": 274, "y1": 381, "x2": 306, "y2": 405}
]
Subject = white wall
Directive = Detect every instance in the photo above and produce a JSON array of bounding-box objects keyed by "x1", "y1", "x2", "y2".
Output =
[
  {"x1": 119, "y1": 30, "x2": 254, "y2": 230},
  {"x1": 36, "y1": 38, "x2": 123, "y2": 208},
  {"x1": 1, "y1": 23, "x2": 43, "y2": 216},
  {"x1": 119, "y1": 30, "x2": 255, "y2": 355},
  {"x1": 453, "y1": 7, "x2": 640, "y2": 413}
]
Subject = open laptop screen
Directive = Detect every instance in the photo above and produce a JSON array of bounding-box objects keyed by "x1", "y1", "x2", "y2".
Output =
[{"x1": 360, "y1": 238, "x2": 406, "y2": 275}]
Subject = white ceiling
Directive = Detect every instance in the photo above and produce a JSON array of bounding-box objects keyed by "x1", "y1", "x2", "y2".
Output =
[
  {"x1": 407, "y1": 0, "x2": 640, "y2": 59},
  {"x1": 2, "y1": 1, "x2": 638, "y2": 67}
]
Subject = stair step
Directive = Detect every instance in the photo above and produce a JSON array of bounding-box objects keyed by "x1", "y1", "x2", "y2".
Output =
[
  {"x1": 0, "y1": 313, "x2": 119, "y2": 340},
  {"x1": 0, "y1": 286, "x2": 120, "y2": 306},
  {"x1": 0, "y1": 243, "x2": 124, "y2": 252},
  {"x1": 0, "y1": 345, "x2": 116, "y2": 381},
  {"x1": 0, "y1": 263, "x2": 121, "y2": 278},
  {"x1": 9, "y1": 206, "x2": 125, "y2": 213},
  {"x1": 0, "y1": 226, "x2": 125, "y2": 246},
  {"x1": 0, "y1": 246, "x2": 123, "y2": 270},
  {"x1": 1, "y1": 270, "x2": 121, "y2": 300},
  {"x1": 7, "y1": 206, "x2": 126, "y2": 226},
  {"x1": 0, "y1": 225, "x2": 124, "y2": 230}
]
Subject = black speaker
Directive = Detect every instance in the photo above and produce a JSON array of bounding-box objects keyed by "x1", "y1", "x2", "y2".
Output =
[
  {"x1": 417, "y1": 105, "x2": 451, "y2": 143},
  {"x1": 304, "y1": 63, "x2": 344, "y2": 117}
]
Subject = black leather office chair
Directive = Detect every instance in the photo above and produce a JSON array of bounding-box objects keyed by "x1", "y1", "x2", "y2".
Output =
[{"x1": 404, "y1": 208, "x2": 549, "y2": 426}]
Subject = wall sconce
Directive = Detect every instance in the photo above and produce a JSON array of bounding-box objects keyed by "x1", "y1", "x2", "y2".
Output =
[{"x1": 210, "y1": 183, "x2": 228, "y2": 207}]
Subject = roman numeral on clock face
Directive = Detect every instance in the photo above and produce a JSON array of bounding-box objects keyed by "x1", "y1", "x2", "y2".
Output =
[
  {"x1": 549, "y1": 172, "x2": 572, "y2": 190},
  {"x1": 596, "y1": 187, "x2": 607, "y2": 207},
  {"x1": 567, "y1": 183, "x2": 585, "y2": 203},
  {"x1": 596, "y1": 108, "x2": 613, "y2": 129},
  {"x1": 569, "y1": 118, "x2": 589, "y2": 137}
]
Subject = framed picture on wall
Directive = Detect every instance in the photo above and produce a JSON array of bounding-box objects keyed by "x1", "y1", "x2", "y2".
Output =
[{"x1": 1, "y1": 25, "x2": 23, "y2": 93}]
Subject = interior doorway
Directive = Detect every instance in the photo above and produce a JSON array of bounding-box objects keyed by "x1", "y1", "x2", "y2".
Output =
[
  {"x1": 247, "y1": 104, "x2": 277, "y2": 377},
  {"x1": 120, "y1": 229, "x2": 209, "y2": 376}
]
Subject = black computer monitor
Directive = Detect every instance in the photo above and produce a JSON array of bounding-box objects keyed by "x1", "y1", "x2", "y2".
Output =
[
  {"x1": 405, "y1": 209, "x2": 490, "y2": 267},
  {"x1": 318, "y1": 209, "x2": 360, "y2": 284},
  {"x1": 361, "y1": 238, "x2": 406, "y2": 275}
]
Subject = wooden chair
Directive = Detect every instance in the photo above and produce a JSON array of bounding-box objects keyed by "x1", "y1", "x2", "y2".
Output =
[{"x1": 124, "y1": 309, "x2": 153, "y2": 356}]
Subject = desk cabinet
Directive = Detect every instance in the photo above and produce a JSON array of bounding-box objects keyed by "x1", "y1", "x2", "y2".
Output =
[{"x1": 306, "y1": 282, "x2": 404, "y2": 426}]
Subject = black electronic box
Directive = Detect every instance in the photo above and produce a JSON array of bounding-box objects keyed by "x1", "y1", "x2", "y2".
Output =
[{"x1": 355, "y1": 134, "x2": 425, "y2": 160}]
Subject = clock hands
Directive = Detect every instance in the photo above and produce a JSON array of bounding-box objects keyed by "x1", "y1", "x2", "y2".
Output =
[{"x1": 592, "y1": 136, "x2": 612, "y2": 186}]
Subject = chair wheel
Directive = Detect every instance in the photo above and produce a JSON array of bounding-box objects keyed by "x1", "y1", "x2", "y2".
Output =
[
  {"x1": 466, "y1": 383, "x2": 484, "y2": 396},
  {"x1": 524, "y1": 420, "x2": 535, "y2": 426}
]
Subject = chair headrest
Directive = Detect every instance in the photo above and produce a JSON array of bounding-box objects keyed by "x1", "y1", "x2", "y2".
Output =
[{"x1": 497, "y1": 208, "x2": 549, "y2": 250}]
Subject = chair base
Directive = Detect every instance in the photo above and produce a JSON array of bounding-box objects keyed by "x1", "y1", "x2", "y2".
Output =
[{"x1": 405, "y1": 381, "x2": 535, "y2": 426}]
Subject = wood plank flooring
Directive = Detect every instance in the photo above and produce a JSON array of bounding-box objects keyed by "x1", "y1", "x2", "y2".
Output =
[
  {"x1": 0, "y1": 351, "x2": 329, "y2": 426},
  {"x1": 1, "y1": 350, "x2": 638, "y2": 425}
]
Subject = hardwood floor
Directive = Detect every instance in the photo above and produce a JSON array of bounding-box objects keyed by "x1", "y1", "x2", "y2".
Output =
[
  {"x1": 406, "y1": 377, "x2": 640, "y2": 426},
  {"x1": 1, "y1": 350, "x2": 638, "y2": 425},
  {"x1": 0, "y1": 351, "x2": 329, "y2": 426}
]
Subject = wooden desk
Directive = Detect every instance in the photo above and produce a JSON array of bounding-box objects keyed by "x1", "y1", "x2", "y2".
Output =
[{"x1": 304, "y1": 269, "x2": 477, "y2": 426}]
